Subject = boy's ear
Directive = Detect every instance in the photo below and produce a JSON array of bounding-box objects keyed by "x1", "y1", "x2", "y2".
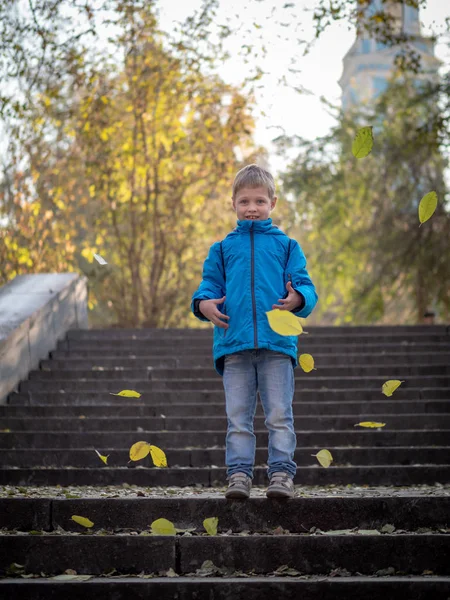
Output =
[{"x1": 271, "y1": 196, "x2": 278, "y2": 208}]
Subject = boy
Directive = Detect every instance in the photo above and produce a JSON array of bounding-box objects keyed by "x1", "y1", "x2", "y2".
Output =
[{"x1": 191, "y1": 164, "x2": 318, "y2": 499}]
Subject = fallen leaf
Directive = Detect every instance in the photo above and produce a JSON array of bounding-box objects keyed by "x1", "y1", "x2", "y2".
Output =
[
  {"x1": 274, "y1": 564, "x2": 302, "y2": 576},
  {"x1": 71, "y1": 515, "x2": 94, "y2": 528},
  {"x1": 354, "y1": 421, "x2": 386, "y2": 428},
  {"x1": 299, "y1": 353, "x2": 315, "y2": 372},
  {"x1": 266, "y1": 309, "x2": 304, "y2": 336},
  {"x1": 50, "y1": 574, "x2": 92, "y2": 581},
  {"x1": 357, "y1": 529, "x2": 381, "y2": 535},
  {"x1": 150, "y1": 518, "x2": 177, "y2": 536},
  {"x1": 311, "y1": 449, "x2": 333, "y2": 468},
  {"x1": 203, "y1": 517, "x2": 218, "y2": 536},
  {"x1": 382, "y1": 380, "x2": 404, "y2": 397},
  {"x1": 149, "y1": 445, "x2": 168, "y2": 468},
  {"x1": 94, "y1": 449, "x2": 109, "y2": 465},
  {"x1": 352, "y1": 126, "x2": 373, "y2": 158},
  {"x1": 381, "y1": 524, "x2": 396, "y2": 534},
  {"x1": 418, "y1": 191, "x2": 437, "y2": 225},
  {"x1": 129, "y1": 441, "x2": 151, "y2": 461},
  {"x1": 110, "y1": 390, "x2": 141, "y2": 398}
]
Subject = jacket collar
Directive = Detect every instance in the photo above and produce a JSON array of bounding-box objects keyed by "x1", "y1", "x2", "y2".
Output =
[{"x1": 235, "y1": 218, "x2": 274, "y2": 233}]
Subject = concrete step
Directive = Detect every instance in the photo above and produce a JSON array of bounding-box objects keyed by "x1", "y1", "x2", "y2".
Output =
[
  {"x1": 3, "y1": 400, "x2": 449, "y2": 417},
  {"x1": 42, "y1": 352, "x2": 450, "y2": 369},
  {"x1": 31, "y1": 364, "x2": 450, "y2": 379},
  {"x1": 0, "y1": 532, "x2": 449, "y2": 576},
  {"x1": 66, "y1": 325, "x2": 449, "y2": 338},
  {"x1": 9, "y1": 388, "x2": 450, "y2": 405},
  {"x1": 2, "y1": 496, "x2": 449, "y2": 532},
  {"x1": 58, "y1": 335, "x2": 450, "y2": 351},
  {"x1": 51, "y1": 342, "x2": 450, "y2": 357},
  {"x1": 1, "y1": 447, "x2": 449, "y2": 467},
  {"x1": 19, "y1": 376, "x2": 450, "y2": 392},
  {"x1": 2, "y1": 430, "x2": 450, "y2": 449},
  {"x1": 1, "y1": 577, "x2": 450, "y2": 600},
  {"x1": 1, "y1": 465, "x2": 450, "y2": 486},
  {"x1": 2, "y1": 414, "x2": 450, "y2": 431}
]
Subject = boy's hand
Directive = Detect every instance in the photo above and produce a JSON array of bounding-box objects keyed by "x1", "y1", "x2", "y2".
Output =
[
  {"x1": 199, "y1": 296, "x2": 230, "y2": 329},
  {"x1": 272, "y1": 281, "x2": 303, "y2": 312}
]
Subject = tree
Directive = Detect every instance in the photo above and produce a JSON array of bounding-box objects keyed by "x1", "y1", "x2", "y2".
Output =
[
  {"x1": 0, "y1": 1, "x2": 266, "y2": 326},
  {"x1": 276, "y1": 76, "x2": 450, "y2": 324}
]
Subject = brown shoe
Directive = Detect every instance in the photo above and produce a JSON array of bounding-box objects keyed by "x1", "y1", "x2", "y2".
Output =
[
  {"x1": 266, "y1": 472, "x2": 294, "y2": 498},
  {"x1": 225, "y1": 472, "x2": 252, "y2": 499}
]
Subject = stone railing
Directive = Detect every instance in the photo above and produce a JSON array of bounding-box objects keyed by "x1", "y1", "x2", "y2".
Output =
[{"x1": 0, "y1": 273, "x2": 88, "y2": 404}]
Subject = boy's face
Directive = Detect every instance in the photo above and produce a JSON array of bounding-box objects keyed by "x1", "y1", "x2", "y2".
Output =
[{"x1": 232, "y1": 186, "x2": 277, "y2": 221}]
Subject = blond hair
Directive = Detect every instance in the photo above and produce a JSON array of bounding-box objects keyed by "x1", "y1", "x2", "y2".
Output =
[{"x1": 232, "y1": 164, "x2": 275, "y2": 200}]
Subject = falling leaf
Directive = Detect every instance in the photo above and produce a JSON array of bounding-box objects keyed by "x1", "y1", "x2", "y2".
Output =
[
  {"x1": 129, "y1": 441, "x2": 150, "y2": 461},
  {"x1": 418, "y1": 191, "x2": 437, "y2": 225},
  {"x1": 266, "y1": 309, "x2": 304, "y2": 336},
  {"x1": 311, "y1": 449, "x2": 333, "y2": 468},
  {"x1": 203, "y1": 517, "x2": 218, "y2": 536},
  {"x1": 110, "y1": 389, "x2": 141, "y2": 398},
  {"x1": 382, "y1": 380, "x2": 404, "y2": 397},
  {"x1": 149, "y1": 445, "x2": 167, "y2": 468},
  {"x1": 150, "y1": 518, "x2": 177, "y2": 535},
  {"x1": 352, "y1": 126, "x2": 373, "y2": 158},
  {"x1": 94, "y1": 449, "x2": 109, "y2": 465},
  {"x1": 94, "y1": 253, "x2": 107, "y2": 265},
  {"x1": 71, "y1": 515, "x2": 94, "y2": 528},
  {"x1": 299, "y1": 353, "x2": 315, "y2": 372},
  {"x1": 354, "y1": 421, "x2": 386, "y2": 428}
]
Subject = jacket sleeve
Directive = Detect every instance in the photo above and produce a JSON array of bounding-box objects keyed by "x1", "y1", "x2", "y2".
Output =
[
  {"x1": 286, "y1": 239, "x2": 318, "y2": 318},
  {"x1": 191, "y1": 242, "x2": 226, "y2": 322}
]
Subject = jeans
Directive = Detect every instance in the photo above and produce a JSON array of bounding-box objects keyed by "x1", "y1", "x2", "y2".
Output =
[{"x1": 223, "y1": 348, "x2": 297, "y2": 480}]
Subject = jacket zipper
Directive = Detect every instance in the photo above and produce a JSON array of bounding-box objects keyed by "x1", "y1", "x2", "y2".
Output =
[{"x1": 251, "y1": 224, "x2": 258, "y2": 348}]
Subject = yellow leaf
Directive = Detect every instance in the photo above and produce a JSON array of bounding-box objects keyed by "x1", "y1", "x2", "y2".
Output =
[
  {"x1": 299, "y1": 353, "x2": 315, "y2": 372},
  {"x1": 94, "y1": 449, "x2": 109, "y2": 465},
  {"x1": 266, "y1": 309, "x2": 304, "y2": 336},
  {"x1": 381, "y1": 380, "x2": 404, "y2": 397},
  {"x1": 354, "y1": 421, "x2": 386, "y2": 428},
  {"x1": 311, "y1": 449, "x2": 333, "y2": 468},
  {"x1": 71, "y1": 515, "x2": 94, "y2": 528},
  {"x1": 418, "y1": 191, "x2": 437, "y2": 225},
  {"x1": 149, "y1": 445, "x2": 168, "y2": 468},
  {"x1": 151, "y1": 518, "x2": 177, "y2": 535},
  {"x1": 100, "y1": 95, "x2": 109, "y2": 104},
  {"x1": 203, "y1": 517, "x2": 218, "y2": 535},
  {"x1": 129, "y1": 441, "x2": 151, "y2": 461},
  {"x1": 352, "y1": 126, "x2": 373, "y2": 158},
  {"x1": 110, "y1": 389, "x2": 141, "y2": 398}
]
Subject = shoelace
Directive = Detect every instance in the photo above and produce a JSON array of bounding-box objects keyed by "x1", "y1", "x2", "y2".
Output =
[
  {"x1": 229, "y1": 474, "x2": 249, "y2": 486},
  {"x1": 270, "y1": 474, "x2": 291, "y2": 488}
]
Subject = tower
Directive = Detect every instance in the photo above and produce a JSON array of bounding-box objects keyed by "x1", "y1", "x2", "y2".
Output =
[{"x1": 339, "y1": 0, "x2": 441, "y2": 111}]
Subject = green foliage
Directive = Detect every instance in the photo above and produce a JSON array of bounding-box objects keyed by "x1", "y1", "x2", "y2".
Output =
[{"x1": 278, "y1": 77, "x2": 450, "y2": 324}]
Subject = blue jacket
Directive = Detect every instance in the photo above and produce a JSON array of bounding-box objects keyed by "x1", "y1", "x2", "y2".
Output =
[{"x1": 191, "y1": 218, "x2": 318, "y2": 376}]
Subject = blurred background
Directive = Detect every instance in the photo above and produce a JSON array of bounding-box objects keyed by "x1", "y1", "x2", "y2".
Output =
[{"x1": 1, "y1": 0, "x2": 449, "y2": 327}]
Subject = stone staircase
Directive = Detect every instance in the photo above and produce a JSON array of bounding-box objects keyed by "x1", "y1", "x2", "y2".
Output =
[{"x1": 1, "y1": 325, "x2": 449, "y2": 598}]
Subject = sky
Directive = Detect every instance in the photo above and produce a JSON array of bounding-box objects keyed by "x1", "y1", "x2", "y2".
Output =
[{"x1": 157, "y1": 0, "x2": 450, "y2": 175}]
